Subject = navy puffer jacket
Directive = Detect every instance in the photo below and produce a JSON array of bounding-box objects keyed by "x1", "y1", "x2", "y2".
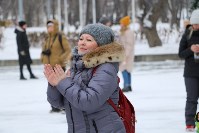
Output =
[{"x1": 47, "y1": 42, "x2": 126, "y2": 133}]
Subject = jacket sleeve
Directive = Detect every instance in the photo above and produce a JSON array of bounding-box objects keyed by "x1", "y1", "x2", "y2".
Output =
[
  {"x1": 178, "y1": 32, "x2": 193, "y2": 59},
  {"x1": 56, "y1": 63, "x2": 118, "y2": 112},
  {"x1": 47, "y1": 83, "x2": 64, "y2": 109},
  {"x1": 60, "y1": 35, "x2": 71, "y2": 62},
  {"x1": 16, "y1": 33, "x2": 24, "y2": 51}
]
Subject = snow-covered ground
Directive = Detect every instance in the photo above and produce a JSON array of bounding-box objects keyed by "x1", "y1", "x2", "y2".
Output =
[{"x1": 0, "y1": 62, "x2": 191, "y2": 133}]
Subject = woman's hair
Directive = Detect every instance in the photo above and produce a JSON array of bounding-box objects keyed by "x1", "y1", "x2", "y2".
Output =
[{"x1": 196, "y1": 112, "x2": 199, "y2": 122}]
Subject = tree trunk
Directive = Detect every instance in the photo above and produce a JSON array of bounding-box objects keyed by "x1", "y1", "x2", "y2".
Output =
[
  {"x1": 142, "y1": 0, "x2": 167, "y2": 47},
  {"x1": 116, "y1": 0, "x2": 123, "y2": 22},
  {"x1": 168, "y1": 0, "x2": 183, "y2": 31},
  {"x1": 124, "y1": 0, "x2": 128, "y2": 16},
  {"x1": 52, "y1": 0, "x2": 56, "y2": 19},
  {"x1": 170, "y1": 11, "x2": 180, "y2": 30},
  {"x1": 25, "y1": 3, "x2": 34, "y2": 27},
  {"x1": 143, "y1": 27, "x2": 162, "y2": 47},
  {"x1": 86, "y1": 0, "x2": 91, "y2": 24}
]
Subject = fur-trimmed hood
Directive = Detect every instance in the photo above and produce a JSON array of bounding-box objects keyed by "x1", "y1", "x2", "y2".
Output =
[
  {"x1": 14, "y1": 26, "x2": 25, "y2": 34},
  {"x1": 46, "y1": 19, "x2": 59, "y2": 36},
  {"x1": 82, "y1": 42, "x2": 124, "y2": 68}
]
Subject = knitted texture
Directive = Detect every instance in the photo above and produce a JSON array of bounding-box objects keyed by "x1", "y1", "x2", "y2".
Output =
[
  {"x1": 190, "y1": 9, "x2": 199, "y2": 24},
  {"x1": 79, "y1": 23, "x2": 115, "y2": 46}
]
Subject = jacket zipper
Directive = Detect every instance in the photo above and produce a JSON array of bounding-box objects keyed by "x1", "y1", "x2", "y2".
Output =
[
  {"x1": 69, "y1": 103, "x2": 75, "y2": 133},
  {"x1": 83, "y1": 111, "x2": 90, "y2": 133},
  {"x1": 92, "y1": 120, "x2": 98, "y2": 133}
]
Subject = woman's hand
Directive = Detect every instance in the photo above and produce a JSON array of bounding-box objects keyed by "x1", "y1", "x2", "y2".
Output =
[
  {"x1": 65, "y1": 69, "x2": 71, "y2": 77},
  {"x1": 44, "y1": 64, "x2": 67, "y2": 86},
  {"x1": 191, "y1": 44, "x2": 199, "y2": 53}
]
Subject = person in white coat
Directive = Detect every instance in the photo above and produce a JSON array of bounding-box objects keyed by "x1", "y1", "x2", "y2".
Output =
[{"x1": 118, "y1": 16, "x2": 135, "y2": 92}]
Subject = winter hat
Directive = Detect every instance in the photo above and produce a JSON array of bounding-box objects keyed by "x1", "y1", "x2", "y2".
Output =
[
  {"x1": 47, "y1": 22, "x2": 54, "y2": 26},
  {"x1": 47, "y1": 20, "x2": 54, "y2": 25},
  {"x1": 46, "y1": 20, "x2": 59, "y2": 34},
  {"x1": 79, "y1": 23, "x2": 115, "y2": 46},
  {"x1": 190, "y1": 9, "x2": 199, "y2": 24},
  {"x1": 98, "y1": 16, "x2": 111, "y2": 25},
  {"x1": 18, "y1": 21, "x2": 26, "y2": 27},
  {"x1": 119, "y1": 16, "x2": 131, "y2": 26}
]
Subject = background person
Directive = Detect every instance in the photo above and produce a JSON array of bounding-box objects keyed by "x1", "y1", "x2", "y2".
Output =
[
  {"x1": 14, "y1": 21, "x2": 37, "y2": 80},
  {"x1": 118, "y1": 16, "x2": 135, "y2": 92},
  {"x1": 178, "y1": 9, "x2": 199, "y2": 132},
  {"x1": 41, "y1": 19, "x2": 71, "y2": 113}
]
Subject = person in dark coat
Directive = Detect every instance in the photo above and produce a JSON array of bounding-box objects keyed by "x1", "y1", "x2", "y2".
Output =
[
  {"x1": 178, "y1": 9, "x2": 199, "y2": 132},
  {"x1": 14, "y1": 21, "x2": 37, "y2": 80},
  {"x1": 44, "y1": 24, "x2": 126, "y2": 133}
]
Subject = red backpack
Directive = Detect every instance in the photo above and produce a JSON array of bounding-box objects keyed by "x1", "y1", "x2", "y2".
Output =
[
  {"x1": 93, "y1": 68, "x2": 136, "y2": 133},
  {"x1": 107, "y1": 88, "x2": 136, "y2": 133}
]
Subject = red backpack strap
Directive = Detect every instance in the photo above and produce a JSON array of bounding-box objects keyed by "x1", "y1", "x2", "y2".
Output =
[
  {"x1": 92, "y1": 67, "x2": 97, "y2": 75},
  {"x1": 107, "y1": 99, "x2": 120, "y2": 115}
]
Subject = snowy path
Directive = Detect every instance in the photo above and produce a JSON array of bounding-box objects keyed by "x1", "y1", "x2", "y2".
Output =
[{"x1": 0, "y1": 63, "x2": 190, "y2": 133}]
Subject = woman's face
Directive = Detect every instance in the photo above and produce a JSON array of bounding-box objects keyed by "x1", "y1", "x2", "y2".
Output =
[
  {"x1": 22, "y1": 24, "x2": 27, "y2": 29},
  {"x1": 78, "y1": 34, "x2": 98, "y2": 55},
  {"x1": 193, "y1": 24, "x2": 199, "y2": 30},
  {"x1": 120, "y1": 24, "x2": 125, "y2": 28},
  {"x1": 47, "y1": 25, "x2": 54, "y2": 33}
]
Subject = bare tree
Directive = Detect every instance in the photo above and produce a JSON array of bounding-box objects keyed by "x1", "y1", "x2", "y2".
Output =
[
  {"x1": 96, "y1": 0, "x2": 107, "y2": 21},
  {"x1": 24, "y1": 0, "x2": 35, "y2": 26},
  {"x1": 167, "y1": 0, "x2": 183, "y2": 30},
  {"x1": 0, "y1": 0, "x2": 14, "y2": 20},
  {"x1": 0, "y1": 0, "x2": 194, "y2": 30},
  {"x1": 68, "y1": 0, "x2": 79, "y2": 25},
  {"x1": 138, "y1": 0, "x2": 168, "y2": 47},
  {"x1": 85, "y1": 0, "x2": 91, "y2": 24}
]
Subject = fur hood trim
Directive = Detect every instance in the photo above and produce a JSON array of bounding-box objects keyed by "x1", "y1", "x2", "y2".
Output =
[
  {"x1": 82, "y1": 42, "x2": 124, "y2": 68},
  {"x1": 16, "y1": 26, "x2": 24, "y2": 32}
]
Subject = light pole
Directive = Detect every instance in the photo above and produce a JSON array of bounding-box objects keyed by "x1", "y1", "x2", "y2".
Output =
[
  {"x1": 79, "y1": 0, "x2": 83, "y2": 28},
  {"x1": 92, "y1": 0, "x2": 96, "y2": 23},
  {"x1": 18, "y1": 0, "x2": 24, "y2": 21},
  {"x1": 47, "y1": 0, "x2": 51, "y2": 20},
  {"x1": 64, "y1": 0, "x2": 69, "y2": 33},
  {"x1": 58, "y1": 0, "x2": 61, "y2": 30},
  {"x1": 131, "y1": 0, "x2": 135, "y2": 30}
]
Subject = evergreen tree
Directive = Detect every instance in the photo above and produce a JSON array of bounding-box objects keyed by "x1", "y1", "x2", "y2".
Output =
[{"x1": 191, "y1": 0, "x2": 199, "y2": 11}]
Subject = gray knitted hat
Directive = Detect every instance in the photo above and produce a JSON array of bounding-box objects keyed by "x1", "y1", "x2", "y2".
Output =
[
  {"x1": 190, "y1": 9, "x2": 199, "y2": 24},
  {"x1": 79, "y1": 23, "x2": 115, "y2": 46}
]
